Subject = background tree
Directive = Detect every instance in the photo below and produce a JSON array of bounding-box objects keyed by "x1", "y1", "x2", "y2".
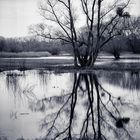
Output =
[
  {"x1": 125, "y1": 16, "x2": 140, "y2": 53},
  {"x1": 30, "y1": 0, "x2": 130, "y2": 67},
  {"x1": 104, "y1": 35, "x2": 128, "y2": 60},
  {"x1": 0, "y1": 36, "x2": 6, "y2": 52},
  {"x1": 30, "y1": 73, "x2": 133, "y2": 139}
]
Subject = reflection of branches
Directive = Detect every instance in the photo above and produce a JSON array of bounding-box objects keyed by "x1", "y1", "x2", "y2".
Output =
[
  {"x1": 6, "y1": 72, "x2": 37, "y2": 103},
  {"x1": 99, "y1": 71, "x2": 140, "y2": 90},
  {"x1": 36, "y1": 72, "x2": 133, "y2": 140},
  {"x1": 22, "y1": 84, "x2": 37, "y2": 101},
  {"x1": 46, "y1": 94, "x2": 72, "y2": 138}
]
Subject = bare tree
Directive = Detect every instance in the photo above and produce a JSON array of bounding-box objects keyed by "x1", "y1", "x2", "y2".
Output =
[
  {"x1": 30, "y1": 0, "x2": 130, "y2": 67},
  {"x1": 0, "y1": 36, "x2": 6, "y2": 52},
  {"x1": 33, "y1": 73, "x2": 133, "y2": 139},
  {"x1": 125, "y1": 16, "x2": 140, "y2": 53}
]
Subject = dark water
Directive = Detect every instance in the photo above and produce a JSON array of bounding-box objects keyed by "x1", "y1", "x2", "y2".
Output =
[{"x1": 0, "y1": 70, "x2": 140, "y2": 140}]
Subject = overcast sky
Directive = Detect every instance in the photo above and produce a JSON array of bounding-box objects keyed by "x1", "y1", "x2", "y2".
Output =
[{"x1": 0, "y1": 0, "x2": 139, "y2": 38}]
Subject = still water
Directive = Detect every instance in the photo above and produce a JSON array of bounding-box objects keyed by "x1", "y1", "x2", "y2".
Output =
[{"x1": 0, "y1": 69, "x2": 140, "y2": 140}]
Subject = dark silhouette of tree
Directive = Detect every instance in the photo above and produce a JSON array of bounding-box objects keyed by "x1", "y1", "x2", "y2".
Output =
[
  {"x1": 0, "y1": 36, "x2": 6, "y2": 52},
  {"x1": 31, "y1": 72, "x2": 133, "y2": 140},
  {"x1": 30, "y1": 0, "x2": 130, "y2": 67},
  {"x1": 106, "y1": 36, "x2": 123, "y2": 60},
  {"x1": 125, "y1": 16, "x2": 140, "y2": 53}
]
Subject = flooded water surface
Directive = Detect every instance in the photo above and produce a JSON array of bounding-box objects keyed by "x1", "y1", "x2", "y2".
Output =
[{"x1": 0, "y1": 69, "x2": 140, "y2": 140}]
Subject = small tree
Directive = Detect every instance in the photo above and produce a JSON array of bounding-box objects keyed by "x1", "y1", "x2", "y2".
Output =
[
  {"x1": 30, "y1": 0, "x2": 130, "y2": 67},
  {"x1": 110, "y1": 39, "x2": 121, "y2": 60},
  {"x1": 107, "y1": 35, "x2": 128, "y2": 60},
  {"x1": 0, "y1": 36, "x2": 6, "y2": 52}
]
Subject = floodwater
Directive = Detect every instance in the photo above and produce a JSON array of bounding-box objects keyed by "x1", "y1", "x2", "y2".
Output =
[
  {"x1": 0, "y1": 56, "x2": 74, "y2": 60},
  {"x1": 0, "y1": 69, "x2": 140, "y2": 140}
]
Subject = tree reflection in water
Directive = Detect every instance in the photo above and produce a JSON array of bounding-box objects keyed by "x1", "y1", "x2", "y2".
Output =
[
  {"x1": 97, "y1": 70, "x2": 140, "y2": 90},
  {"x1": 29, "y1": 72, "x2": 135, "y2": 140}
]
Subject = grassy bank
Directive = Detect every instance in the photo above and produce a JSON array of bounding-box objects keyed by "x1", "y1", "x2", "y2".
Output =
[
  {"x1": 0, "y1": 51, "x2": 51, "y2": 58},
  {"x1": 0, "y1": 57, "x2": 140, "y2": 72},
  {"x1": 0, "y1": 57, "x2": 74, "y2": 72}
]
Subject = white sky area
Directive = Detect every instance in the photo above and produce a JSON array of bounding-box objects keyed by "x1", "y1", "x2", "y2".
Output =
[{"x1": 0, "y1": 0, "x2": 139, "y2": 38}]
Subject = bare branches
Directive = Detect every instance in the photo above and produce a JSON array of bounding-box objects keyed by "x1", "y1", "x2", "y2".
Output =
[
  {"x1": 39, "y1": 0, "x2": 72, "y2": 41},
  {"x1": 40, "y1": 73, "x2": 133, "y2": 139},
  {"x1": 100, "y1": 0, "x2": 130, "y2": 35},
  {"x1": 100, "y1": 0, "x2": 119, "y2": 19},
  {"x1": 58, "y1": 0, "x2": 69, "y2": 9},
  {"x1": 46, "y1": 94, "x2": 72, "y2": 138},
  {"x1": 48, "y1": 0, "x2": 71, "y2": 39},
  {"x1": 31, "y1": 0, "x2": 131, "y2": 67}
]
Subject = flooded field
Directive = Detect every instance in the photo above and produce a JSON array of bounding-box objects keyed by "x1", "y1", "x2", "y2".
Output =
[
  {"x1": 0, "y1": 69, "x2": 140, "y2": 139},
  {"x1": 0, "y1": 55, "x2": 140, "y2": 71}
]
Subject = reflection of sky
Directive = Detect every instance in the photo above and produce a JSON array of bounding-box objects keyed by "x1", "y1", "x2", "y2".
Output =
[
  {"x1": 0, "y1": 0, "x2": 139, "y2": 37},
  {"x1": 0, "y1": 70, "x2": 73, "y2": 139},
  {"x1": 0, "y1": 70, "x2": 140, "y2": 139}
]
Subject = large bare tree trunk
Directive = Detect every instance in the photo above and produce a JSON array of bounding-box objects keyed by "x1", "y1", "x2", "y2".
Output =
[{"x1": 30, "y1": 0, "x2": 131, "y2": 68}]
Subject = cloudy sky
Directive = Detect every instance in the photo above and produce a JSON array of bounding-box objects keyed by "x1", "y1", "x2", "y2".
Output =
[{"x1": 0, "y1": 0, "x2": 139, "y2": 38}]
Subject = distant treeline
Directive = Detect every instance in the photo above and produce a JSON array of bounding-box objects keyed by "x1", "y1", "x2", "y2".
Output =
[
  {"x1": 0, "y1": 35, "x2": 139, "y2": 55},
  {"x1": 0, "y1": 16, "x2": 140, "y2": 57},
  {"x1": 0, "y1": 37, "x2": 73, "y2": 55},
  {"x1": 0, "y1": 34, "x2": 139, "y2": 57}
]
